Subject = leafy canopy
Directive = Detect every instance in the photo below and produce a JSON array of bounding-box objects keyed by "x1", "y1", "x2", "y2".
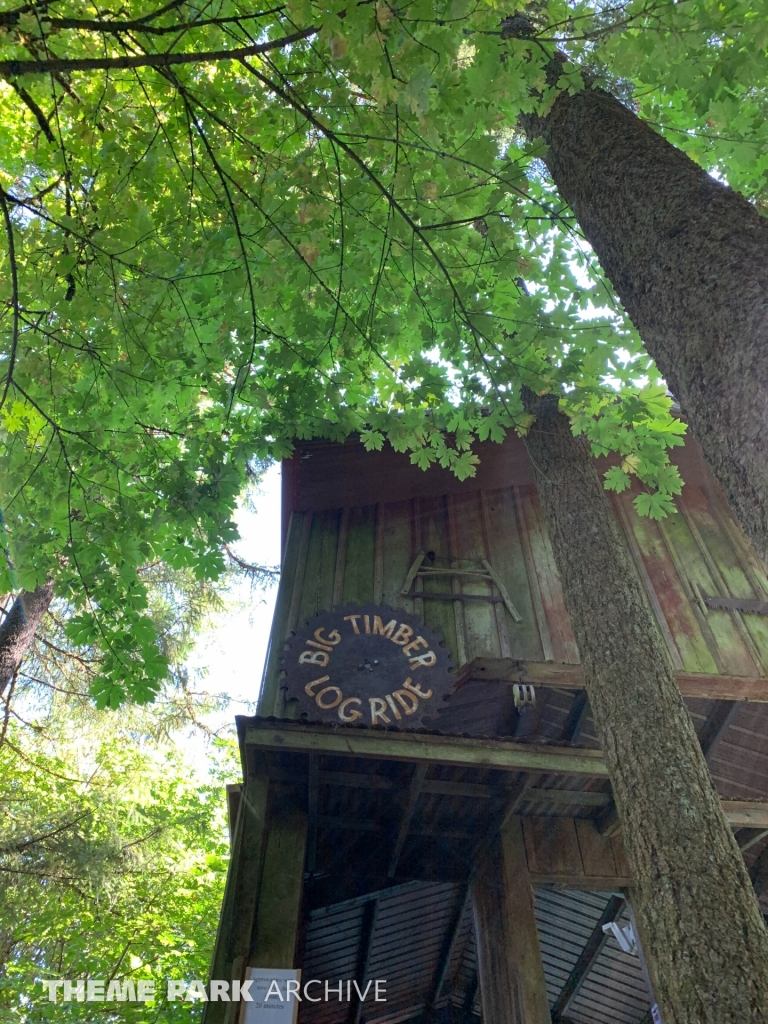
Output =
[
  {"x1": 1, "y1": 0, "x2": 765, "y2": 700},
  {"x1": 0, "y1": 714, "x2": 236, "y2": 1022},
  {"x1": 0, "y1": 577, "x2": 243, "y2": 1021}
]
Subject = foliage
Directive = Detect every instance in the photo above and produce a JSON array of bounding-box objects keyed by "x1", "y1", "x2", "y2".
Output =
[
  {"x1": 1, "y1": 0, "x2": 766, "y2": 699},
  {"x1": 0, "y1": 707, "x2": 238, "y2": 1022},
  {"x1": 0, "y1": 549, "x2": 258, "y2": 1018}
]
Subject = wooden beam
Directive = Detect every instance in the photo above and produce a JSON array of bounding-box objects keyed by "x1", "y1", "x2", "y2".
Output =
[
  {"x1": 203, "y1": 768, "x2": 270, "y2": 1024},
  {"x1": 598, "y1": 799, "x2": 768, "y2": 834},
  {"x1": 429, "y1": 885, "x2": 471, "y2": 1008},
  {"x1": 244, "y1": 720, "x2": 610, "y2": 776},
  {"x1": 459, "y1": 657, "x2": 768, "y2": 702},
  {"x1": 522, "y1": 816, "x2": 632, "y2": 889},
  {"x1": 310, "y1": 879, "x2": 428, "y2": 919},
  {"x1": 274, "y1": 768, "x2": 613, "y2": 805},
  {"x1": 698, "y1": 700, "x2": 739, "y2": 760},
  {"x1": 560, "y1": 691, "x2": 590, "y2": 744},
  {"x1": 750, "y1": 843, "x2": 768, "y2": 896},
  {"x1": 306, "y1": 753, "x2": 319, "y2": 874},
  {"x1": 721, "y1": 801, "x2": 768, "y2": 828},
  {"x1": 550, "y1": 895, "x2": 625, "y2": 1021},
  {"x1": 472, "y1": 817, "x2": 550, "y2": 1024},
  {"x1": 388, "y1": 764, "x2": 428, "y2": 877},
  {"x1": 461, "y1": 972, "x2": 479, "y2": 1024},
  {"x1": 250, "y1": 799, "x2": 308, "y2": 969},
  {"x1": 349, "y1": 897, "x2": 380, "y2": 1024}
]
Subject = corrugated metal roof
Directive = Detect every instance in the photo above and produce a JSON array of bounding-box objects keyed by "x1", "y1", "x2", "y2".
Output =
[{"x1": 298, "y1": 883, "x2": 656, "y2": 1024}]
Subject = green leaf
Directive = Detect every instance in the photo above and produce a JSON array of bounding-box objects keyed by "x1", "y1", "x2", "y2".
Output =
[
  {"x1": 634, "y1": 491, "x2": 678, "y2": 520},
  {"x1": 604, "y1": 466, "x2": 632, "y2": 493}
]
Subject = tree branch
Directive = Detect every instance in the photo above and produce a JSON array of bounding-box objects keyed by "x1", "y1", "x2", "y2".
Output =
[
  {"x1": 0, "y1": 811, "x2": 90, "y2": 854},
  {"x1": 26, "y1": 7, "x2": 287, "y2": 37},
  {"x1": 8, "y1": 81, "x2": 56, "y2": 143},
  {"x1": 0, "y1": 186, "x2": 20, "y2": 412},
  {"x1": 0, "y1": 27, "x2": 317, "y2": 76},
  {"x1": 222, "y1": 543, "x2": 279, "y2": 579}
]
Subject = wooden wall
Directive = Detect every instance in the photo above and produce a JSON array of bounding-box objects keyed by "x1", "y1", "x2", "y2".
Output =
[{"x1": 259, "y1": 433, "x2": 768, "y2": 716}]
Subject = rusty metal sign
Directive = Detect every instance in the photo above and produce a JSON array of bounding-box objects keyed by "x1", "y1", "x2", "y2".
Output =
[{"x1": 280, "y1": 603, "x2": 454, "y2": 728}]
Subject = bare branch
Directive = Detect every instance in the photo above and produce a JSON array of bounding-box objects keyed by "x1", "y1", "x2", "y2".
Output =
[{"x1": 223, "y1": 543, "x2": 279, "y2": 579}]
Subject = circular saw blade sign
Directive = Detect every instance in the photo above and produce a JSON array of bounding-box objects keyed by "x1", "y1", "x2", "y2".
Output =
[{"x1": 281, "y1": 604, "x2": 454, "y2": 728}]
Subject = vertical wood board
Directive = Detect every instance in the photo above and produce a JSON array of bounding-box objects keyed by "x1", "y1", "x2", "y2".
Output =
[
  {"x1": 342, "y1": 505, "x2": 376, "y2": 605},
  {"x1": 485, "y1": 487, "x2": 547, "y2": 661},
  {"x1": 448, "y1": 491, "x2": 503, "y2": 663},
  {"x1": 516, "y1": 488, "x2": 579, "y2": 664},
  {"x1": 661, "y1": 506, "x2": 757, "y2": 677},
  {"x1": 614, "y1": 490, "x2": 717, "y2": 675},
  {"x1": 297, "y1": 509, "x2": 340, "y2": 626},
  {"x1": 380, "y1": 499, "x2": 415, "y2": 612}
]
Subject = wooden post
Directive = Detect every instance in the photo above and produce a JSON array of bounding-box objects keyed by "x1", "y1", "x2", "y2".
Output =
[
  {"x1": 204, "y1": 764, "x2": 270, "y2": 1024},
  {"x1": 203, "y1": 772, "x2": 308, "y2": 1024},
  {"x1": 251, "y1": 791, "x2": 308, "y2": 968},
  {"x1": 471, "y1": 816, "x2": 550, "y2": 1024}
]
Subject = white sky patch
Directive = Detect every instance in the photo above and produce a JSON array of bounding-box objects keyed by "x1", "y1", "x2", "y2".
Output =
[{"x1": 185, "y1": 463, "x2": 282, "y2": 760}]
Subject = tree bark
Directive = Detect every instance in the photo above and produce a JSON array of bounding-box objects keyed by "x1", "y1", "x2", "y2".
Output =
[
  {"x1": 0, "y1": 582, "x2": 54, "y2": 697},
  {"x1": 521, "y1": 389, "x2": 768, "y2": 1024},
  {"x1": 522, "y1": 76, "x2": 768, "y2": 563}
]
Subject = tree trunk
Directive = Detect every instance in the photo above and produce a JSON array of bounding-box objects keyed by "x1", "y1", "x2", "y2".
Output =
[
  {"x1": 0, "y1": 582, "x2": 54, "y2": 697},
  {"x1": 522, "y1": 76, "x2": 768, "y2": 563},
  {"x1": 521, "y1": 389, "x2": 768, "y2": 1024}
]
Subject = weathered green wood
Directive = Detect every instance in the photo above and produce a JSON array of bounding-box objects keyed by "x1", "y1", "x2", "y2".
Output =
[
  {"x1": 203, "y1": 766, "x2": 270, "y2": 1024},
  {"x1": 611, "y1": 492, "x2": 685, "y2": 671},
  {"x1": 682, "y1": 489, "x2": 768, "y2": 672},
  {"x1": 251, "y1": 795, "x2": 308, "y2": 969},
  {"x1": 374, "y1": 502, "x2": 385, "y2": 605},
  {"x1": 418, "y1": 495, "x2": 461, "y2": 666},
  {"x1": 259, "y1": 512, "x2": 307, "y2": 717},
  {"x1": 271, "y1": 464, "x2": 768, "y2": 707},
  {"x1": 449, "y1": 491, "x2": 503, "y2": 663},
  {"x1": 512, "y1": 486, "x2": 554, "y2": 662},
  {"x1": 244, "y1": 721, "x2": 610, "y2": 775},
  {"x1": 517, "y1": 487, "x2": 578, "y2": 663},
  {"x1": 679, "y1": 499, "x2": 765, "y2": 674},
  {"x1": 381, "y1": 500, "x2": 415, "y2": 611},
  {"x1": 484, "y1": 487, "x2": 545, "y2": 661},
  {"x1": 707, "y1": 483, "x2": 768, "y2": 603},
  {"x1": 332, "y1": 506, "x2": 350, "y2": 606},
  {"x1": 615, "y1": 489, "x2": 717, "y2": 675},
  {"x1": 660, "y1": 510, "x2": 756, "y2": 677},
  {"x1": 296, "y1": 508, "x2": 340, "y2": 624},
  {"x1": 462, "y1": 655, "x2": 768, "y2": 701},
  {"x1": 342, "y1": 504, "x2": 376, "y2": 604},
  {"x1": 445, "y1": 493, "x2": 470, "y2": 665}
]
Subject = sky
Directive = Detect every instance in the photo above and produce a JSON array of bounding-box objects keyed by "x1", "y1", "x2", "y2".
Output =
[{"x1": 186, "y1": 462, "x2": 283, "y2": 744}]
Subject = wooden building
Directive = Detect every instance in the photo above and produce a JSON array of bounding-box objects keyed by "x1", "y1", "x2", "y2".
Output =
[{"x1": 204, "y1": 432, "x2": 768, "y2": 1024}]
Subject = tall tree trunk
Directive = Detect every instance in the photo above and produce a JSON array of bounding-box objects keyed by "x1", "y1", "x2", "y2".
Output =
[
  {"x1": 0, "y1": 582, "x2": 54, "y2": 697},
  {"x1": 521, "y1": 389, "x2": 768, "y2": 1024},
  {"x1": 521, "y1": 73, "x2": 768, "y2": 563}
]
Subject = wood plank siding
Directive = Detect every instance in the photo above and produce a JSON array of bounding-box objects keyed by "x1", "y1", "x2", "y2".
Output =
[{"x1": 262, "y1": 432, "x2": 768, "y2": 718}]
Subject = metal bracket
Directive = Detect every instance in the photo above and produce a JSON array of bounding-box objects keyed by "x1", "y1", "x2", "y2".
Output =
[
  {"x1": 601, "y1": 921, "x2": 637, "y2": 956},
  {"x1": 513, "y1": 683, "x2": 536, "y2": 710}
]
